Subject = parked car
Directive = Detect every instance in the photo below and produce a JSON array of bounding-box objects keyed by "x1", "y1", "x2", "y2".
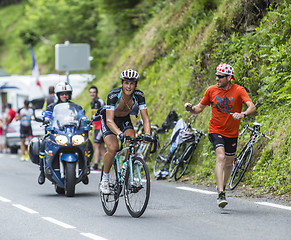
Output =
[{"x1": 5, "y1": 109, "x2": 44, "y2": 154}]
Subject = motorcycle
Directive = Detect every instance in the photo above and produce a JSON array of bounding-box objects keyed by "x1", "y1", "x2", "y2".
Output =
[{"x1": 29, "y1": 102, "x2": 97, "y2": 197}]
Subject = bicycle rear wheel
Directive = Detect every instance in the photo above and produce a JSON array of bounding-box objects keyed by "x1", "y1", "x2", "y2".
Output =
[
  {"x1": 154, "y1": 140, "x2": 171, "y2": 175},
  {"x1": 124, "y1": 157, "x2": 150, "y2": 218},
  {"x1": 174, "y1": 143, "x2": 196, "y2": 181},
  {"x1": 229, "y1": 147, "x2": 253, "y2": 190},
  {"x1": 100, "y1": 163, "x2": 120, "y2": 216}
]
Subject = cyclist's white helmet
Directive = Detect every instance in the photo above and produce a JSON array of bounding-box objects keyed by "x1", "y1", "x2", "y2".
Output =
[
  {"x1": 55, "y1": 82, "x2": 73, "y2": 100},
  {"x1": 217, "y1": 63, "x2": 235, "y2": 80},
  {"x1": 120, "y1": 69, "x2": 140, "y2": 82}
]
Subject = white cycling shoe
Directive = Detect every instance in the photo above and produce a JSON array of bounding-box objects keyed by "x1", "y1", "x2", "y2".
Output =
[{"x1": 100, "y1": 179, "x2": 111, "y2": 194}]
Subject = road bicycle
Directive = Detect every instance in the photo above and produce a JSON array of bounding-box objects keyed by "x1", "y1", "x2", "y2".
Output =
[
  {"x1": 229, "y1": 122, "x2": 271, "y2": 190},
  {"x1": 100, "y1": 136, "x2": 150, "y2": 218},
  {"x1": 154, "y1": 123, "x2": 206, "y2": 181}
]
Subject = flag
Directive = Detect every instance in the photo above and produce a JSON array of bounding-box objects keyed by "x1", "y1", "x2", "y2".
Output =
[{"x1": 29, "y1": 47, "x2": 41, "y2": 88}]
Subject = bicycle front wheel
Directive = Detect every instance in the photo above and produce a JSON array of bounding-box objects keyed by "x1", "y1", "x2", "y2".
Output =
[
  {"x1": 100, "y1": 163, "x2": 120, "y2": 216},
  {"x1": 169, "y1": 142, "x2": 188, "y2": 178},
  {"x1": 174, "y1": 143, "x2": 196, "y2": 181},
  {"x1": 229, "y1": 147, "x2": 253, "y2": 190},
  {"x1": 124, "y1": 157, "x2": 150, "y2": 218},
  {"x1": 154, "y1": 140, "x2": 171, "y2": 175}
]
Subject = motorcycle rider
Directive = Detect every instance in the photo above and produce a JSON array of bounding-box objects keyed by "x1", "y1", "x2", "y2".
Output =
[{"x1": 38, "y1": 82, "x2": 89, "y2": 185}]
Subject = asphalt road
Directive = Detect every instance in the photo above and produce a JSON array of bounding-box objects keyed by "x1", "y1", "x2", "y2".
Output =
[{"x1": 0, "y1": 153, "x2": 290, "y2": 240}]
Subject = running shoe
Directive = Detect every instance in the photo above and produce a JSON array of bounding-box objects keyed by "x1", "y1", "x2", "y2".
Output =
[
  {"x1": 91, "y1": 163, "x2": 98, "y2": 171},
  {"x1": 217, "y1": 192, "x2": 228, "y2": 208},
  {"x1": 25, "y1": 152, "x2": 30, "y2": 161},
  {"x1": 21, "y1": 155, "x2": 26, "y2": 161}
]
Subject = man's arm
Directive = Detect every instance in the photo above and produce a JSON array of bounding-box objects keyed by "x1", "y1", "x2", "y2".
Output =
[
  {"x1": 184, "y1": 102, "x2": 207, "y2": 114},
  {"x1": 231, "y1": 101, "x2": 256, "y2": 120},
  {"x1": 140, "y1": 109, "x2": 151, "y2": 135},
  {"x1": 106, "y1": 110, "x2": 123, "y2": 136},
  {"x1": 15, "y1": 112, "x2": 21, "y2": 121}
]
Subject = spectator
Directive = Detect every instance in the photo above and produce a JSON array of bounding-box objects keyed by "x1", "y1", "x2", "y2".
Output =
[
  {"x1": 5, "y1": 103, "x2": 16, "y2": 126},
  {"x1": 42, "y1": 86, "x2": 56, "y2": 112},
  {"x1": 4, "y1": 103, "x2": 16, "y2": 152},
  {"x1": 89, "y1": 86, "x2": 105, "y2": 171},
  {"x1": 0, "y1": 118, "x2": 4, "y2": 153},
  {"x1": 185, "y1": 63, "x2": 256, "y2": 208},
  {"x1": 16, "y1": 100, "x2": 35, "y2": 161}
]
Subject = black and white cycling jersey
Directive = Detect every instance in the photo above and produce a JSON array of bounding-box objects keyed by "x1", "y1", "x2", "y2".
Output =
[{"x1": 104, "y1": 87, "x2": 147, "y2": 116}]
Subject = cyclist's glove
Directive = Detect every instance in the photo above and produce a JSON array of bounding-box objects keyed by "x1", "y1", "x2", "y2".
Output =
[{"x1": 143, "y1": 134, "x2": 153, "y2": 142}]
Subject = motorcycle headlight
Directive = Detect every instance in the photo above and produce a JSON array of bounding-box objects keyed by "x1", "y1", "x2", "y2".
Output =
[
  {"x1": 72, "y1": 134, "x2": 85, "y2": 146},
  {"x1": 55, "y1": 135, "x2": 68, "y2": 146}
]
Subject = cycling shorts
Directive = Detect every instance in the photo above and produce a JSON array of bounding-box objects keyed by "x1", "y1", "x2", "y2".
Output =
[
  {"x1": 101, "y1": 114, "x2": 134, "y2": 139},
  {"x1": 93, "y1": 129, "x2": 104, "y2": 144},
  {"x1": 208, "y1": 133, "x2": 238, "y2": 156}
]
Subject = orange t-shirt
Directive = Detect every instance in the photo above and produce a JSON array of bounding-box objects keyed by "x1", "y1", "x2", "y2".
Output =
[{"x1": 200, "y1": 84, "x2": 251, "y2": 137}]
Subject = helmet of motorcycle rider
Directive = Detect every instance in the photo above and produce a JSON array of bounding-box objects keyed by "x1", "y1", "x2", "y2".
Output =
[
  {"x1": 55, "y1": 82, "x2": 73, "y2": 101},
  {"x1": 120, "y1": 69, "x2": 140, "y2": 82},
  {"x1": 216, "y1": 63, "x2": 235, "y2": 80}
]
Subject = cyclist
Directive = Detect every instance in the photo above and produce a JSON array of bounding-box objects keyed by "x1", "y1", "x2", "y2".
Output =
[
  {"x1": 100, "y1": 69, "x2": 152, "y2": 194},
  {"x1": 89, "y1": 86, "x2": 105, "y2": 171},
  {"x1": 37, "y1": 82, "x2": 89, "y2": 185},
  {"x1": 185, "y1": 63, "x2": 256, "y2": 208}
]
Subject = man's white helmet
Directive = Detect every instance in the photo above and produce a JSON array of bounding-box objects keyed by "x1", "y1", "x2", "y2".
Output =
[{"x1": 55, "y1": 82, "x2": 73, "y2": 100}]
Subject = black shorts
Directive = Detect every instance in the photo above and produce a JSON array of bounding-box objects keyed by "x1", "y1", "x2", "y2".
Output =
[
  {"x1": 101, "y1": 114, "x2": 134, "y2": 138},
  {"x1": 208, "y1": 133, "x2": 238, "y2": 156},
  {"x1": 20, "y1": 125, "x2": 33, "y2": 139},
  {"x1": 93, "y1": 129, "x2": 104, "y2": 144}
]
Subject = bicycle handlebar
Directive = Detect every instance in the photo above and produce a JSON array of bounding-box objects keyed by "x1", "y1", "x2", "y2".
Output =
[
  {"x1": 239, "y1": 123, "x2": 271, "y2": 139},
  {"x1": 117, "y1": 135, "x2": 157, "y2": 152},
  {"x1": 190, "y1": 127, "x2": 207, "y2": 136}
]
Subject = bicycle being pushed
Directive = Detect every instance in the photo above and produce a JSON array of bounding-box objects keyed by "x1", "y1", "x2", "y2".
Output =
[
  {"x1": 229, "y1": 122, "x2": 271, "y2": 190},
  {"x1": 100, "y1": 135, "x2": 151, "y2": 218}
]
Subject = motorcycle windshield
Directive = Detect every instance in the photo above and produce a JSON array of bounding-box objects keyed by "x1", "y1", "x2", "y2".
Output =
[{"x1": 51, "y1": 102, "x2": 83, "y2": 129}]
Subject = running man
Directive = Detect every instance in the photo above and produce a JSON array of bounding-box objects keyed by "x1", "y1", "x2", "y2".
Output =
[{"x1": 185, "y1": 63, "x2": 256, "y2": 208}]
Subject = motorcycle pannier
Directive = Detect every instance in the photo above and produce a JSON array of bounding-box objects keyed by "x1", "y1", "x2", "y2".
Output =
[{"x1": 28, "y1": 137, "x2": 41, "y2": 165}]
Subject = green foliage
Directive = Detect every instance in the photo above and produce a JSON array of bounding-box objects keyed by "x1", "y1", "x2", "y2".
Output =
[{"x1": 21, "y1": 0, "x2": 100, "y2": 46}]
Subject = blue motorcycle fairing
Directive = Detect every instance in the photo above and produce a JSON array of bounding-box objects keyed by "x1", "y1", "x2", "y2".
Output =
[
  {"x1": 61, "y1": 153, "x2": 78, "y2": 162},
  {"x1": 41, "y1": 102, "x2": 92, "y2": 193}
]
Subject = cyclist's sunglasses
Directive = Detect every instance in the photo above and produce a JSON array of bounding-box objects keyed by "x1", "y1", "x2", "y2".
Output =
[
  {"x1": 216, "y1": 74, "x2": 228, "y2": 79},
  {"x1": 59, "y1": 92, "x2": 69, "y2": 96}
]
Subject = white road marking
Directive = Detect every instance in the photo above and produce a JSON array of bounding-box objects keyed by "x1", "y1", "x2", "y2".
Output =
[
  {"x1": 80, "y1": 233, "x2": 108, "y2": 240},
  {"x1": 42, "y1": 217, "x2": 76, "y2": 229},
  {"x1": 13, "y1": 204, "x2": 38, "y2": 214},
  {"x1": 0, "y1": 196, "x2": 11, "y2": 202},
  {"x1": 255, "y1": 202, "x2": 291, "y2": 211},
  {"x1": 177, "y1": 186, "x2": 217, "y2": 195}
]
